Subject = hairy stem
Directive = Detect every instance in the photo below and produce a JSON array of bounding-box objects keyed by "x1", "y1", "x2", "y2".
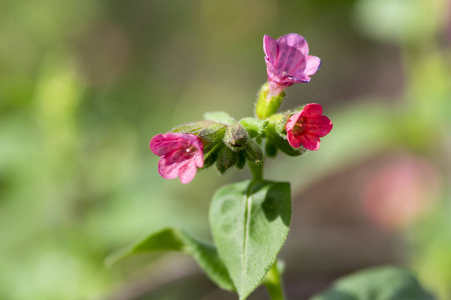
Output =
[{"x1": 248, "y1": 161, "x2": 263, "y2": 181}]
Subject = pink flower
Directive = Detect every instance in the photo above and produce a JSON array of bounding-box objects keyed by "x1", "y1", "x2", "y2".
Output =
[
  {"x1": 263, "y1": 33, "x2": 321, "y2": 97},
  {"x1": 362, "y1": 156, "x2": 439, "y2": 231},
  {"x1": 285, "y1": 103, "x2": 332, "y2": 151},
  {"x1": 150, "y1": 133, "x2": 204, "y2": 184}
]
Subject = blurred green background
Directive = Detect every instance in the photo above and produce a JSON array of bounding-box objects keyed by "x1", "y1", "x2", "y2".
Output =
[{"x1": 1, "y1": 0, "x2": 450, "y2": 299}]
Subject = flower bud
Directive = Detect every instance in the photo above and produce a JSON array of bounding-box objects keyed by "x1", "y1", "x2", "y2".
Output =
[
  {"x1": 201, "y1": 142, "x2": 222, "y2": 169},
  {"x1": 236, "y1": 153, "x2": 246, "y2": 169},
  {"x1": 216, "y1": 146, "x2": 239, "y2": 174},
  {"x1": 268, "y1": 113, "x2": 290, "y2": 137},
  {"x1": 244, "y1": 138, "x2": 263, "y2": 165},
  {"x1": 198, "y1": 122, "x2": 228, "y2": 143},
  {"x1": 223, "y1": 123, "x2": 249, "y2": 151},
  {"x1": 239, "y1": 117, "x2": 268, "y2": 138},
  {"x1": 264, "y1": 139, "x2": 277, "y2": 157}
]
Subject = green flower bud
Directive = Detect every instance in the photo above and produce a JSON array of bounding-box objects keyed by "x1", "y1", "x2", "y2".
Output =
[
  {"x1": 223, "y1": 123, "x2": 248, "y2": 151},
  {"x1": 268, "y1": 113, "x2": 290, "y2": 138},
  {"x1": 239, "y1": 117, "x2": 268, "y2": 138},
  {"x1": 216, "y1": 146, "x2": 239, "y2": 174},
  {"x1": 236, "y1": 153, "x2": 246, "y2": 169},
  {"x1": 198, "y1": 122, "x2": 228, "y2": 143},
  {"x1": 201, "y1": 142, "x2": 222, "y2": 169},
  {"x1": 264, "y1": 139, "x2": 277, "y2": 158},
  {"x1": 244, "y1": 138, "x2": 263, "y2": 165}
]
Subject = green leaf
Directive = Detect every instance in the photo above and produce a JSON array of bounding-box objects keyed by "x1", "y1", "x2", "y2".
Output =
[
  {"x1": 172, "y1": 120, "x2": 217, "y2": 134},
  {"x1": 107, "y1": 228, "x2": 235, "y2": 291},
  {"x1": 204, "y1": 111, "x2": 235, "y2": 125},
  {"x1": 210, "y1": 180, "x2": 291, "y2": 299},
  {"x1": 310, "y1": 266, "x2": 436, "y2": 300}
]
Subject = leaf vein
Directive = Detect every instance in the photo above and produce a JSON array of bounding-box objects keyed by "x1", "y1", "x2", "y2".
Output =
[{"x1": 241, "y1": 181, "x2": 255, "y2": 292}]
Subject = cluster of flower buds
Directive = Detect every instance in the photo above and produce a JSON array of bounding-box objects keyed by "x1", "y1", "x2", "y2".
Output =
[{"x1": 150, "y1": 33, "x2": 333, "y2": 183}]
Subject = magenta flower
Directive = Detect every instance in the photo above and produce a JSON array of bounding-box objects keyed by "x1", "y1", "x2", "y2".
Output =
[
  {"x1": 150, "y1": 133, "x2": 204, "y2": 184},
  {"x1": 264, "y1": 33, "x2": 321, "y2": 97},
  {"x1": 285, "y1": 103, "x2": 332, "y2": 151}
]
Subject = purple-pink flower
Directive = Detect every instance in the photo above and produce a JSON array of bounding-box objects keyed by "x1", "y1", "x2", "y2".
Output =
[
  {"x1": 285, "y1": 103, "x2": 332, "y2": 151},
  {"x1": 150, "y1": 133, "x2": 204, "y2": 184},
  {"x1": 264, "y1": 33, "x2": 321, "y2": 97}
]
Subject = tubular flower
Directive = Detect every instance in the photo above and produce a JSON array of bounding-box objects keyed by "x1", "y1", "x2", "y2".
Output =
[
  {"x1": 285, "y1": 103, "x2": 332, "y2": 151},
  {"x1": 150, "y1": 133, "x2": 204, "y2": 184},
  {"x1": 263, "y1": 33, "x2": 321, "y2": 97}
]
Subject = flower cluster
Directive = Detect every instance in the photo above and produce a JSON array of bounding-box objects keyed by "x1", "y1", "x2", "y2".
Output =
[{"x1": 150, "y1": 33, "x2": 332, "y2": 183}]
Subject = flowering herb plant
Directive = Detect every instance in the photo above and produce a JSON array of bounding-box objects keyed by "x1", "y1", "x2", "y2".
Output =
[{"x1": 109, "y1": 34, "x2": 435, "y2": 300}]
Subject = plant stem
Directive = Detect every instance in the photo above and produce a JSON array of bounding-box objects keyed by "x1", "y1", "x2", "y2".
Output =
[
  {"x1": 264, "y1": 261, "x2": 286, "y2": 300},
  {"x1": 248, "y1": 161, "x2": 263, "y2": 181}
]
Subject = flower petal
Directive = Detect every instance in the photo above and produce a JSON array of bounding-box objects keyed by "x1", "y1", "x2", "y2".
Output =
[
  {"x1": 183, "y1": 133, "x2": 204, "y2": 149},
  {"x1": 286, "y1": 111, "x2": 302, "y2": 132},
  {"x1": 263, "y1": 35, "x2": 278, "y2": 63},
  {"x1": 178, "y1": 161, "x2": 197, "y2": 184},
  {"x1": 305, "y1": 116, "x2": 333, "y2": 137},
  {"x1": 300, "y1": 103, "x2": 323, "y2": 118},
  {"x1": 149, "y1": 132, "x2": 188, "y2": 156},
  {"x1": 158, "y1": 158, "x2": 180, "y2": 179},
  {"x1": 287, "y1": 130, "x2": 302, "y2": 148},
  {"x1": 194, "y1": 152, "x2": 204, "y2": 168},
  {"x1": 304, "y1": 55, "x2": 321, "y2": 76},
  {"x1": 277, "y1": 33, "x2": 309, "y2": 56},
  {"x1": 274, "y1": 35, "x2": 308, "y2": 74},
  {"x1": 299, "y1": 133, "x2": 320, "y2": 151}
]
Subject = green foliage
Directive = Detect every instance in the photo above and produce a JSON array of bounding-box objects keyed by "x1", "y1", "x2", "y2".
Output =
[
  {"x1": 108, "y1": 228, "x2": 235, "y2": 291},
  {"x1": 209, "y1": 180, "x2": 291, "y2": 299},
  {"x1": 310, "y1": 266, "x2": 436, "y2": 300}
]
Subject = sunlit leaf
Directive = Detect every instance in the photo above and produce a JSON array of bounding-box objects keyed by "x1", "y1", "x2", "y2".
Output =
[
  {"x1": 107, "y1": 228, "x2": 235, "y2": 291},
  {"x1": 210, "y1": 180, "x2": 291, "y2": 299}
]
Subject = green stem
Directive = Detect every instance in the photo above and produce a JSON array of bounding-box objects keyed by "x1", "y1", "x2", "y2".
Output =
[
  {"x1": 248, "y1": 161, "x2": 263, "y2": 181},
  {"x1": 255, "y1": 83, "x2": 285, "y2": 120},
  {"x1": 264, "y1": 261, "x2": 286, "y2": 300}
]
